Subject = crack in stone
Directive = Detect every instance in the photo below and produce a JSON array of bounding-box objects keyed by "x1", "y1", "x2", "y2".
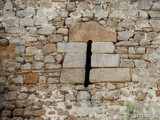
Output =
[{"x1": 84, "y1": 40, "x2": 92, "y2": 87}]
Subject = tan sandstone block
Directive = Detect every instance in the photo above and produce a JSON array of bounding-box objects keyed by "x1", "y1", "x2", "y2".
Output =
[
  {"x1": 90, "y1": 68, "x2": 131, "y2": 83},
  {"x1": 69, "y1": 21, "x2": 117, "y2": 42},
  {"x1": 60, "y1": 69, "x2": 85, "y2": 83}
]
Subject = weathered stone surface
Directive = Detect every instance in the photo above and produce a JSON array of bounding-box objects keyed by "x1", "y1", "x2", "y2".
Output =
[
  {"x1": 16, "y1": 9, "x2": 35, "y2": 17},
  {"x1": 91, "y1": 42, "x2": 115, "y2": 53},
  {"x1": 0, "y1": 69, "x2": 7, "y2": 76},
  {"x1": 20, "y1": 17, "x2": 34, "y2": 26},
  {"x1": 24, "y1": 73, "x2": 39, "y2": 84},
  {"x1": 26, "y1": 47, "x2": 42, "y2": 55},
  {"x1": 23, "y1": 110, "x2": 46, "y2": 117},
  {"x1": 116, "y1": 41, "x2": 138, "y2": 47},
  {"x1": 57, "y1": 42, "x2": 87, "y2": 53},
  {"x1": 37, "y1": 25, "x2": 56, "y2": 35},
  {"x1": 60, "y1": 69, "x2": 85, "y2": 83},
  {"x1": 134, "y1": 59, "x2": 147, "y2": 68},
  {"x1": 131, "y1": 68, "x2": 159, "y2": 82},
  {"x1": 66, "y1": 2, "x2": 76, "y2": 12},
  {"x1": 91, "y1": 54, "x2": 120, "y2": 67},
  {"x1": 138, "y1": 1, "x2": 153, "y2": 10},
  {"x1": 0, "y1": 39, "x2": 9, "y2": 47},
  {"x1": 69, "y1": 21, "x2": 117, "y2": 42},
  {"x1": 44, "y1": 55, "x2": 55, "y2": 63},
  {"x1": 11, "y1": 75, "x2": 24, "y2": 84},
  {"x1": 42, "y1": 44, "x2": 56, "y2": 54},
  {"x1": 136, "y1": 90, "x2": 146, "y2": 101},
  {"x1": 150, "y1": 20, "x2": 160, "y2": 31},
  {"x1": 90, "y1": 68, "x2": 131, "y2": 83},
  {"x1": 118, "y1": 31, "x2": 134, "y2": 41},
  {"x1": 120, "y1": 59, "x2": 134, "y2": 68},
  {"x1": 95, "y1": 10, "x2": 108, "y2": 20},
  {"x1": 109, "y1": 10, "x2": 125, "y2": 19},
  {"x1": 77, "y1": 91, "x2": 91, "y2": 100},
  {"x1": 45, "y1": 64, "x2": 61, "y2": 69},
  {"x1": 47, "y1": 34, "x2": 63, "y2": 43},
  {"x1": 151, "y1": 2, "x2": 160, "y2": 11},
  {"x1": 1, "y1": 110, "x2": 12, "y2": 117},
  {"x1": 15, "y1": 46, "x2": 25, "y2": 54},
  {"x1": 149, "y1": 11, "x2": 160, "y2": 18},
  {"x1": 32, "y1": 62, "x2": 44, "y2": 69},
  {"x1": 63, "y1": 53, "x2": 86, "y2": 68},
  {"x1": 21, "y1": 63, "x2": 31, "y2": 70},
  {"x1": 56, "y1": 28, "x2": 69, "y2": 35}
]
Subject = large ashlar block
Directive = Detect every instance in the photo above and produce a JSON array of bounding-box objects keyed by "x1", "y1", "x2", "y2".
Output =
[
  {"x1": 90, "y1": 68, "x2": 131, "y2": 83},
  {"x1": 60, "y1": 69, "x2": 85, "y2": 83},
  {"x1": 57, "y1": 42, "x2": 87, "y2": 53},
  {"x1": 69, "y1": 21, "x2": 117, "y2": 42},
  {"x1": 91, "y1": 54, "x2": 120, "y2": 67},
  {"x1": 63, "y1": 53, "x2": 86, "y2": 68},
  {"x1": 91, "y1": 42, "x2": 115, "y2": 53}
]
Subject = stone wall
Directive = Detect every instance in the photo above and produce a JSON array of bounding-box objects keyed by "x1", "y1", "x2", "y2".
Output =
[{"x1": 1, "y1": 0, "x2": 160, "y2": 119}]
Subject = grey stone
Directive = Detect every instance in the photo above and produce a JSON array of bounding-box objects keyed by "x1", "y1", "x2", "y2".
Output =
[
  {"x1": 95, "y1": 10, "x2": 108, "y2": 20},
  {"x1": 134, "y1": 60, "x2": 147, "y2": 68},
  {"x1": 60, "y1": 69, "x2": 85, "y2": 83},
  {"x1": 55, "y1": 54, "x2": 63, "y2": 63},
  {"x1": 21, "y1": 63, "x2": 31, "y2": 70},
  {"x1": 149, "y1": 11, "x2": 160, "y2": 18},
  {"x1": 118, "y1": 18, "x2": 135, "y2": 28},
  {"x1": 11, "y1": 75, "x2": 24, "y2": 84},
  {"x1": 56, "y1": 28, "x2": 69, "y2": 35},
  {"x1": 20, "y1": 17, "x2": 34, "y2": 26},
  {"x1": 42, "y1": 44, "x2": 56, "y2": 54},
  {"x1": 26, "y1": 47, "x2": 42, "y2": 55},
  {"x1": 47, "y1": 77, "x2": 59, "y2": 83},
  {"x1": 16, "y1": 9, "x2": 35, "y2": 17},
  {"x1": 109, "y1": 10, "x2": 125, "y2": 19},
  {"x1": 15, "y1": 46, "x2": 25, "y2": 54},
  {"x1": 90, "y1": 68, "x2": 131, "y2": 83},
  {"x1": 77, "y1": 91, "x2": 91, "y2": 100},
  {"x1": 0, "y1": 77, "x2": 6, "y2": 85},
  {"x1": 136, "y1": 20, "x2": 150, "y2": 30},
  {"x1": 5, "y1": 27, "x2": 26, "y2": 34},
  {"x1": 57, "y1": 42, "x2": 87, "y2": 53},
  {"x1": 34, "y1": 55, "x2": 44, "y2": 61},
  {"x1": 118, "y1": 31, "x2": 134, "y2": 41},
  {"x1": 116, "y1": 41, "x2": 138, "y2": 47},
  {"x1": 45, "y1": 64, "x2": 61, "y2": 69},
  {"x1": 91, "y1": 42, "x2": 115, "y2": 53},
  {"x1": 39, "y1": 76, "x2": 46, "y2": 83},
  {"x1": 91, "y1": 54, "x2": 120, "y2": 67},
  {"x1": 150, "y1": 20, "x2": 160, "y2": 31},
  {"x1": 47, "y1": 34, "x2": 63, "y2": 43},
  {"x1": 21, "y1": 35, "x2": 37, "y2": 42},
  {"x1": 3, "y1": 2, "x2": 13, "y2": 10},
  {"x1": 16, "y1": 57, "x2": 25, "y2": 63},
  {"x1": 138, "y1": 1, "x2": 153, "y2": 10},
  {"x1": 120, "y1": 59, "x2": 134, "y2": 68},
  {"x1": 0, "y1": 39, "x2": 9, "y2": 47},
  {"x1": 63, "y1": 53, "x2": 86, "y2": 68},
  {"x1": 0, "y1": 69, "x2": 7, "y2": 76},
  {"x1": 66, "y1": 2, "x2": 76, "y2": 12},
  {"x1": 44, "y1": 55, "x2": 55, "y2": 63},
  {"x1": 32, "y1": 62, "x2": 44, "y2": 69},
  {"x1": 37, "y1": 25, "x2": 56, "y2": 35},
  {"x1": 139, "y1": 11, "x2": 148, "y2": 18},
  {"x1": 107, "y1": 83, "x2": 116, "y2": 90},
  {"x1": 151, "y1": 2, "x2": 160, "y2": 11}
]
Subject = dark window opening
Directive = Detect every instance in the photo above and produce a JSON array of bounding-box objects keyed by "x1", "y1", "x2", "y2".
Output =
[{"x1": 84, "y1": 40, "x2": 92, "y2": 87}]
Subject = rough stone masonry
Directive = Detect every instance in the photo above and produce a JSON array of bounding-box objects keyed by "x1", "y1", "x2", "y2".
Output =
[{"x1": 1, "y1": 0, "x2": 160, "y2": 119}]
